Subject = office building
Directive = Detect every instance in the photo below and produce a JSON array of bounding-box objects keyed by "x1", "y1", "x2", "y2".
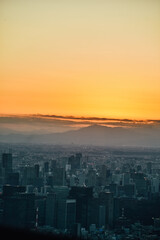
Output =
[
  {"x1": 45, "y1": 193, "x2": 56, "y2": 227},
  {"x1": 65, "y1": 199, "x2": 76, "y2": 230}
]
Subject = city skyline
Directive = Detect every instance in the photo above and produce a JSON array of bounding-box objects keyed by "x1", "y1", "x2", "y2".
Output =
[
  {"x1": 1, "y1": 0, "x2": 160, "y2": 120},
  {"x1": 1, "y1": 143, "x2": 160, "y2": 239},
  {"x1": 1, "y1": 1, "x2": 160, "y2": 238}
]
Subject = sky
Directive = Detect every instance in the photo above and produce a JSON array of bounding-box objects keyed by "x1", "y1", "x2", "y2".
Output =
[{"x1": 1, "y1": 0, "x2": 160, "y2": 120}]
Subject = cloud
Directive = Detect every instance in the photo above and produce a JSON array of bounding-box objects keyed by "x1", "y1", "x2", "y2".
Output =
[
  {"x1": 0, "y1": 114, "x2": 160, "y2": 135},
  {"x1": 33, "y1": 114, "x2": 160, "y2": 127}
]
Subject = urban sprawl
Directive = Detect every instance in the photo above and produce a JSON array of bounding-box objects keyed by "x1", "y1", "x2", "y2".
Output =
[{"x1": 0, "y1": 143, "x2": 160, "y2": 240}]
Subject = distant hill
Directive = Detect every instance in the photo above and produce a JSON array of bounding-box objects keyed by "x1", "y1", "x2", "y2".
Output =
[{"x1": 0, "y1": 124, "x2": 160, "y2": 147}]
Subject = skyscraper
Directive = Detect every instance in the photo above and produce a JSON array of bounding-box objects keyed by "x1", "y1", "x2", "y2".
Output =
[
  {"x1": 53, "y1": 186, "x2": 69, "y2": 230},
  {"x1": 45, "y1": 193, "x2": 56, "y2": 227},
  {"x1": 2, "y1": 153, "x2": 12, "y2": 175},
  {"x1": 65, "y1": 199, "x2": 76, "y2": 231},
  {"x1": 2, "y1": 153, "x2": 13, "y2": 184},
  {"x1": 3, "y1": 193, "x2": 35, "y2": 229},
  {"x1": 99, "y1": 192, "x2": 114, "y2": 229},
  {"x1": 69, "y1": 186, "x2": 93, "y2": 229}
]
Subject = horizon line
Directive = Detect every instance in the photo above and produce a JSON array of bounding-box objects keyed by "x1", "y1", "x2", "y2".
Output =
[{"x1": 0, "y1": 113, "x2": 160, "y2": 123}]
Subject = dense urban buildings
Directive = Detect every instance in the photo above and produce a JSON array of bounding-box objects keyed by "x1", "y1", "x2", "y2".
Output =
[{"x1": 0, "y1": 143, "x2": 160, "y2": 239}]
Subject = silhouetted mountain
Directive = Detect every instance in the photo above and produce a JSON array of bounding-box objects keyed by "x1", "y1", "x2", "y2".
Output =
[{"x1": 0, "y1": 124, "x2": 160, "y2": 147}]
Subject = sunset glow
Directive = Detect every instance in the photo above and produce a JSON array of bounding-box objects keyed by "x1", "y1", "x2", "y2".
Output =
[{"x1": 1, "y1": 0, "x2": 160, "y2": 119}]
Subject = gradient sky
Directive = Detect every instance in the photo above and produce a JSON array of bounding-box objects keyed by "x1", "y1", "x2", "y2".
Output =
[{"x1": 1, "y1": 0, "x2": 160, "y2": 119}]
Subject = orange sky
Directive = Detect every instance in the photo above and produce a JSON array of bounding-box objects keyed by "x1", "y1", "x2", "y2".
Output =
[{"x1": 1, "y1": 0, "x2": 160, "y2": 119}]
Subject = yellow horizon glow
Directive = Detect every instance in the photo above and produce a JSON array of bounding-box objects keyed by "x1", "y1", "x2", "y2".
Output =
[{"x1": 1, "y1": 0, "x2": 160, "y2": 120}]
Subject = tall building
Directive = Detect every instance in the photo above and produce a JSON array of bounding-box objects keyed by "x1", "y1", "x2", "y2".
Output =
[
  {"x1": 65, "y1": 199, "x2": 76, "y2": 231},
  {"x1": 131, "y1": 172, "x2": 147, "y2": 197},
  {"x1": 99, "y1": 192, "x2": 114, "y2": 229},
  {"x1": 147, "y1": 162, "x2": 152, "y2": 174},
  {"x1": 51, "y1": 160, "x2": 57, "y2": 172},
  {"x1": 69, "y1": 186, "x2": 93, "y2": 229},
  {"x1": 21, "y1": 166, "x2": 35, "y2": 185},
  {"x1": 152, "y1": 178, "x2": 159, "y2": 193},
  {"x1": 109, "y1": 183, "x2": 118, "y2": 197},
  {"x1": 88, "y1": 197, "x2": 99, "y2": 228},
  {"x1": 3, "y1": 193, "x2": 35, "y2": 229},
  {"x1": 34, "y1": 164, "x2": 40, "y2": 178},
  {"x1": 46, "y1": 167, "x2": 66, "y2": 187},
  {"x1": 68, "y1": 153, "x2": 82, "y2": 171},
  {"x1": 6, "y1": 172, "x2": 19, "y2": 186},
  {"x1": 44, "y1": 161, "x2": 49, "y2": 174},
  {"x1": 53, "y1": 186, "x2": 69, "y2": 230},
  {"x1": 35, "y1": 195, "x2": 46, "y2": 226},
  {"x1": 124, "y1": 184, "x2": 136, "y2": 197},
  {"x1": 75, "y1": 153, "x2": 82, "y2": 169},
  {"x1": 52, "y1": 167, "x2": 65, "y2": 186},
  {"x1": 45, "y1": 193, "x2": 56, "y2": 227},
  {"x1": 2, "y1": 153, "x2": 13, "y2": 174},
  {"x1": 99, "y1": 165, "x2": 111, "y2": 185},
  {"x1": 86, "y1": 169, "x2": 97, "y2": 187},
  {"x1": 99, "y1": 205, "x2": 106, "y2": 228},
  {"x1": 122, "y1": 173, "x2": 130, "y2": 186},
  {"x1": 68, "y1": 155, "x2": 75, "y2": 171}
]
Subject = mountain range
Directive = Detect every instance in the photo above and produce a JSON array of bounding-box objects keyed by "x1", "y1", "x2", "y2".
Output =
[{"x1": 0, "y1": 124, "x2": 160, "y2": 147}]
